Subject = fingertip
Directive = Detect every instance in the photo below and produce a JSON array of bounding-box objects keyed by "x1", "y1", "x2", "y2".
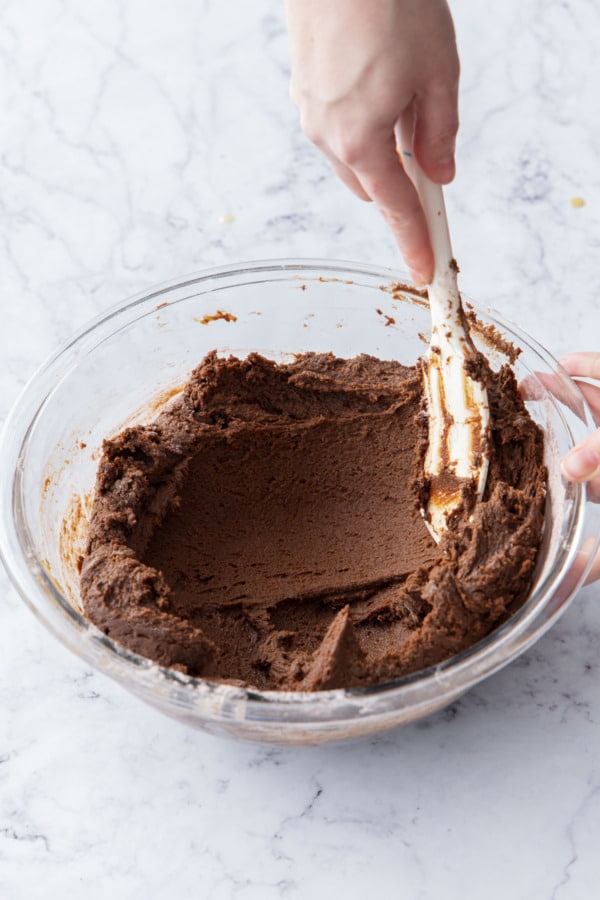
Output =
[
  {"x1": 559, "y1": 354, "x2": 579, "y2": 373},
  {"x1": 401, "y1": 237, "x2": 433, "y2": 286},
  {"x1": 562, "y1": 445, "x2": 600, "y2": 481},
  {"x1": 559, "y1": 352, "x2": 600, "y2": 382},
  {"x1": 435, "y1": 157, "x2": 456, "y2": 184},
  {"x1": 410, "y1": 247, "x2": 434, "y2": 287},
  {"x1": 408, "y1": 262, "x2": 433, "y2": 287},
  {"x1": 401, "y1": 231, "x2": 434, "y2": 287},
  {"x1": 419, "y1": 153, "x2": 455, "y2": 185}
]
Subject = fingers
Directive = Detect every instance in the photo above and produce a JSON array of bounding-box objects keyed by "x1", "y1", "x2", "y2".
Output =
[
  {"x1": 413, "y1": 82, "x2": 459, "y2": 184},
  {"x1": 519, "y1": 370, "x2": 586, "y2": 420},
  {"x1": 562, "y1": 427, "x2": 600, "y2": 487},
  {"x1": 560, "y1": 352, "x2": 600, "y2": 381},
  {"x1": 571, "y1": 380, "x2": 600, "y2": 425},
  {"x1": 584, "y1": 538, "x2": 600, "y2": 585},
  {"x1": 301, "y1": 112, "x2": 433, "y2": 282},
  {"x1": 519, "y1": 369, "x2": 600, "y2": 500},
  {"x1": 519, "y1": 367, "x2": 599, "y2": 427},
  {"x1": 300, "y1": 112, "x2": 371, "y2": 201},
  {"x1": 323, "y1": 152, "x2": 372, "y2": 202},
  {"x1": 558, "y1": 354, "x2": 600, "y2": 495},
  {"x1": 554, "y1": 535, "x2": 600, "y2": 597},
  {"x1": 570, "y1": 535, "x2": 600, "y2": 586},
  {"x1": 348, "y1": 128, "x2": 434, "y2": 284},
  {"x1": 559, "y1": 350, "x2": 600, "y2": 424}
]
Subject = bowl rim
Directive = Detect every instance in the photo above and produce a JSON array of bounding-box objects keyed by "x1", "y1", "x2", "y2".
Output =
[{"x1": 1, "y1": 257, "x2": 598, "y2": 724}]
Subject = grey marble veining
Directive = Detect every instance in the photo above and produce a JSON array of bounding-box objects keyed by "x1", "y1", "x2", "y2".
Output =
[{"x1": 1, "y1": 0, "x2": 600, "y2": 897}]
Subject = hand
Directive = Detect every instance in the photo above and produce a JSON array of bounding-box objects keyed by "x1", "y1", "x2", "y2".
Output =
[
  {"x1": 284, "y1": 0, "x2": 460, "y2": 284},
  {"x1": 560, "y1": 353, "x2": 600, "y2": 501},
  {"x1": 560, "y1": 352, "x2": 600, "y2": 584}
]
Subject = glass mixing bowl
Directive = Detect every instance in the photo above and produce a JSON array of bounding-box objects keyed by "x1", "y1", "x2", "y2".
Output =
[{"x1": 1, "y1": 260, "x2": 598, "y2": 745}]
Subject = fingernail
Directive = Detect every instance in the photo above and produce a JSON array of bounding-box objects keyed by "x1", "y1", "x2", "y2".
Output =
[{"x1": 562, "y1": 446, "x2": 600, "y2": 480}]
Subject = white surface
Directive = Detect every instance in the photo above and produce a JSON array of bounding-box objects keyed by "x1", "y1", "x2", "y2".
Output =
[{"x1": 1, "y1": 0, "x2": 600, "y2": 896}]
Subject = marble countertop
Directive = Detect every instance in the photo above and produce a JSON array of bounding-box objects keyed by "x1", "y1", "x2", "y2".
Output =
[{"x1": 2, "y1": 0, "x2": 600, "y2": 896}]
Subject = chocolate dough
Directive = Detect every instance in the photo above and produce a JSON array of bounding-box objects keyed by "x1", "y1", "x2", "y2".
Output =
[{"x1": 80, "y1": 351, "x2": 546, "y2": 690}]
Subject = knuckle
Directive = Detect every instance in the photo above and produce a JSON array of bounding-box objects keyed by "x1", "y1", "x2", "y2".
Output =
[
  {"x1": 333, "y1": 132, "x2": 369, "y2": 168},
  {"x1": 300, "y1": 111, "x2": 324, "y2": 147}
]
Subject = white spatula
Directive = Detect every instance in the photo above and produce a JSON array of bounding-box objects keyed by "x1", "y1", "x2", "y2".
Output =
[{"x1": 400, "y1": 143, "x2": 490, "y2": 542}]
